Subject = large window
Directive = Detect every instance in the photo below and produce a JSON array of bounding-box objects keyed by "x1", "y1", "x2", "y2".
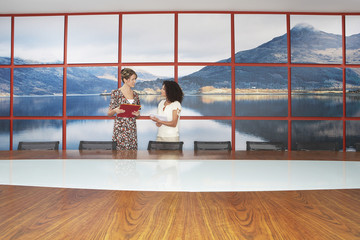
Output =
[{"x1": 0, "y1": 12, "x2": 359, "y2": 151}]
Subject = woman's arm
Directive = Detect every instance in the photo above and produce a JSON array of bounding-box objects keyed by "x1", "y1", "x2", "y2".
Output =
[
  {"x1": 107, "y1": 107, "x2": 125, "y2": 117},
  {"x1": 150, "y1": 109, "x2": 179, "y2": 128}
]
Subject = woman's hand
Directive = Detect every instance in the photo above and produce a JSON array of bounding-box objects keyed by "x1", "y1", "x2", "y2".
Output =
[
  {"x1": 132, "y1": 111, "x2": 140, "y2": 117},
  {"x1": 107, "y1": 107, "x2": 125, "y2": 117},
  {"x1": 150, "y1": 115, "x2": 158, "y2": 122},
  {"x1": 150, "y1": 116, "x2": 163, "y2": 127},
  {"x1": 114, "y1": 107, "x2": 125, "y2": 115}
]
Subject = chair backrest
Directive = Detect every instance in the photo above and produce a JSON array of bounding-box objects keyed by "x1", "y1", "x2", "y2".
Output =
[
  {"x1": 147, "y1": 141, "x2": 184, "y2": 151},
  {"x1": 18, "y1": 141, "x2": 60, "y2": 150},
  {"x1": 79, "y1": 141, "x2": 116, "y2": 150},
  {"x1": 194, "y1": 141, "x2": 231, "y2": 151},
  {"x1": 296, "y1": 142, "x2": 339, "y2": 151},
  {"x1": 356, "y1": 143, "x2": 360, "y2": 152},
  {"x1": 246, "y1": 141, "x2": 285, "y2": 151}
]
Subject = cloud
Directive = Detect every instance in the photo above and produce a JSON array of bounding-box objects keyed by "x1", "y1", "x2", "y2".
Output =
[
  {"x1": 235, "y1": 14, "x2": 286, "y2": 52},
  {"x1": 178, "y1": 14, "x2": 231, "y2": 62},
  {"x1": 290, "y1": 15, "x2": 342, "y2": 35}
]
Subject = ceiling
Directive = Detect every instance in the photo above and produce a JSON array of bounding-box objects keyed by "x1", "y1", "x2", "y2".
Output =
[{"x1": 1, "y1": 0, "x2": 360, "y2": 14}]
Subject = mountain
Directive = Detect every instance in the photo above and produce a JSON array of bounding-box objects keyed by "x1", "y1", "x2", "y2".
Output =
[
  {"x1": 1, "y1": 23, "x2": 360, "y2": 96},
  {"x1": 147, "y1": 23, "x2": 360, "y2": 93}
]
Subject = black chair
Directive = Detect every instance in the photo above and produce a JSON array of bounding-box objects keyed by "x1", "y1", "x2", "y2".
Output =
[
  {"x1": 296, "y1": 142, "x2": 339, "y2": 151},
  {"x1": 246, "y1": 141, "x2": 285, "y2": 151},
  {"x1": 194, "y1": 141, "x2": 231, "y2": 151},
  {"x1": 79, "y1": 141, "x2": 116, "y2": 150},
  {"x1": 356, "y1": 143, "x2": 360, "y2": 152},
  {"x1": 18, "y1": 141, "x2": 60, "y2": 150},
  {"x1": 147, "y1": 141, "x2": 184, "y2": 151}
]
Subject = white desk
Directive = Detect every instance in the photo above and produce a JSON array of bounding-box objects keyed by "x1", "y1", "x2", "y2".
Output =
[{"x1": 1, "y1": 159, "x2": 360, "y2": 192}]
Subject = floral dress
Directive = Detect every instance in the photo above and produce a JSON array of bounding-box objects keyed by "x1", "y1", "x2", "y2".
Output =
[{"x1": 109, "y1": 89, "x2": 141, "y2": 150}]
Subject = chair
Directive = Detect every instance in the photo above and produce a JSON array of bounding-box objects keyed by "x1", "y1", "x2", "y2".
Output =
[
  {"x1": 296, "y1": 142, "x2": 339, "y2": 151},
  {"x1": 79, "y1": 141, "x2": 116, "y2": 150},
  {"x1": 194, "y1": 141, "x2": 231, "y2": 151},
  {"x1": 356, "y1": 143, "x2": 360, "y2": 152},
  {"x1": 17, "y1": 141, "x2": 60, "y2": 150},
  {"x1": 147, "y1": 141, "x2": 184, "y2": 151},
  {"x1": 246, "y1": 141, "x2": 285, "y2": 151}
]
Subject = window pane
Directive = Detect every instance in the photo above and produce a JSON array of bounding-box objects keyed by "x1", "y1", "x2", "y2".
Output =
[
  {"x1": 14, "y1": 68, "x2": 63, "y2": 116},
  {"x1": 0, "y1": 120, "x2": 10, "y2": 150},
  {"x1": 346, "y1": 16, "x2": 360, "y2": 64},
  {"x1": 68, "y1": 15, "x2": 118, "y2": 63},
  {"x1": 66, "y1": 120, "x2": 113, "y2": 149},
  {"x1": 235, "y1": 67, "x2": 288, "y2": 116},
  {"x1": 181, "y1": 120, "x2": 232, "y2": 150},
  {"x1": 235, "y1": 14, "x2": 287, "y2": 63},
  {"x1": 291, "y1": 67, "x2": 343, "y2": 117},
  {"x1": 179, "y1": 66, "x2": 231, "y2": 116},
  {"x1": 0, "y1": 17, "x2": 11, "y2": 65},
  {"x1": 14, "y1": 16, "x2": 64, "y2": 64},
  {"x1": 0, "y1": 68, "x2": 10, "y2": 116},
  {"x1": 13, "y1": 120, "x2": 62, "y2": 150},
  {"x1": 178, "y1": 14, "x2": 231, "y2": 62},
  {"x1": 67, "y1": 67, "x2": 117, "y2": 116},
  {"x1": 122, "y1": 14, "x2": 174, "y2": 62},
  {"x1": 235, "y1": 120, "x2": 288, "y2": 150},
  {"x1": 346, "y1": 68, "x2": 360, "y2": 117},
  {"x1": 346, "y1": 121, "x2": 360, "y2": 151},
  {"x1": 291, "y1": 120, "x2": 342, "y2": 150},
  {"x1": 290, "y1": 15, "x2": 342, "y2": 64}
]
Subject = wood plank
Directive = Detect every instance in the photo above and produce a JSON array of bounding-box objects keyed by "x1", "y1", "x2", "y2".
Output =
[{"x1": 1, "y1": 185, "x2": 360, "y2": 239}]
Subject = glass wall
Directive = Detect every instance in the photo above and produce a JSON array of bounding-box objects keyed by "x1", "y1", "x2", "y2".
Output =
[{"x1": 0, "y1": 12, "x2": 359, "y2": 151}]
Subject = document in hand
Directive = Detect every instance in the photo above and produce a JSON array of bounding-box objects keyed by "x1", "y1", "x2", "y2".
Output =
[
  {"x1": 149, "y1": 113, "x2": 168, "y2": 121},
  {"x1": 117, "y1": 104, "x2": 141, "y2": 117}
]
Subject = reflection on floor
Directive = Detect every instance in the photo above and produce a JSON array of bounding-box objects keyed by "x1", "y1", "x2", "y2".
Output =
[{"x1": 1, "y1": 159, "x2": 360, "y2": 192}]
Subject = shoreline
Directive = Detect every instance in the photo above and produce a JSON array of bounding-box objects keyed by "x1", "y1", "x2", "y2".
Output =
[{"x1": 1, "y1": 89, "x2": 359, "y2": 98}]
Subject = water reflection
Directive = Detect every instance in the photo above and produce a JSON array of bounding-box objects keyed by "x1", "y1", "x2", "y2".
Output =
[
  {"x1": 346, "y1": 94, "x2": 360, "y2": 117},
  {"x1": 0, "y1": 97, "x2": 10, "y2": 116},
  {"x1": 3, "y1": 94, "x2": 359, "y2": 150},
  {"x1": 346, "y1": 121, "x2": 360, "y2": 151},
  {"x1": 13, "y1": 96, "x2": 63, "y2": 116},
  {"x1": 0, "y1": 120, "x2": 10, "y2": 150},
  {"x1": 236, "y1": 95, "x2": 288, "y2": 116},
  {"x1": 292, "y1": 94, "x2": 343, "y2": 117},
  {"x1": 292, "y1": 120, "x2": 343, "y2": 150},
  {"x1": 12, "y1": 120, "x2": 63, "y2": 149}
]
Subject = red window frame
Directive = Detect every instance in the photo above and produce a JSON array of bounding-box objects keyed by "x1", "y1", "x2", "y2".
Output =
[{"x1": 0, "y1": 11, "x2": 360, "y2": 151}]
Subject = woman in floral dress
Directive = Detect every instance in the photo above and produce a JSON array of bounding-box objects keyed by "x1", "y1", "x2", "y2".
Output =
[{"x1": 107, "y1": 68, "x2": 141, "y2": 150}]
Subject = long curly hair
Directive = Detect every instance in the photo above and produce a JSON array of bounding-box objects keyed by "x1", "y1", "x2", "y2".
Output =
[{"x1": 163, "y1": 80, "x2": 184, "y2": 103}]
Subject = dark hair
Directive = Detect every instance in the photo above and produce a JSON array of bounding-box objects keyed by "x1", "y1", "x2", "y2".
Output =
[
  {"x1": 163, "y1": 80, "x2": 184, "y2": 103},
  {"x1": 121, "y1": 68, "x2": 137, "y2": 83}
]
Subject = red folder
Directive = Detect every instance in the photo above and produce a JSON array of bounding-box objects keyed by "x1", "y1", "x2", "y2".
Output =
[{"x1": 117, "y1": 104, "x2": 141, "y2": 118}]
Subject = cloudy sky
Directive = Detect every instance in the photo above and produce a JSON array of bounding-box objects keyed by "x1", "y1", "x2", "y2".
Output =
[{"x1": 1, "y1": 14, "x2": 359, "y2": 77}]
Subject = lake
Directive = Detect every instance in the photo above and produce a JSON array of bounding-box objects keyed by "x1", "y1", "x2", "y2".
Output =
[{"x1": 0, "y1": 94, "x2": 359, "y2": 150}]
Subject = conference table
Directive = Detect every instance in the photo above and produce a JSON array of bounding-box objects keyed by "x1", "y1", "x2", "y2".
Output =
[{"x1": 1, "y1": 150, "x2": 360, "y2": 239}]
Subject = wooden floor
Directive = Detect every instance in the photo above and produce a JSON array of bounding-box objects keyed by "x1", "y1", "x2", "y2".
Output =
[{"x1": 1, "y1": 150, "x2": 360, "y2": 239}]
